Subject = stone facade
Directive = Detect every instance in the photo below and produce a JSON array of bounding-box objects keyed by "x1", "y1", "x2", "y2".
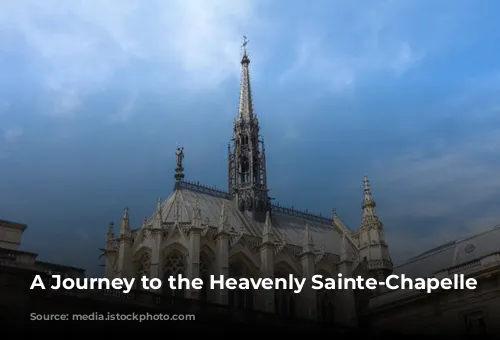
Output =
[{"x1": 0, "y1": 218, "x2": 85, "y2": 278}]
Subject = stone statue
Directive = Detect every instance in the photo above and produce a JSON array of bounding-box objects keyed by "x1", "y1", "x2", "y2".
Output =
[{"x1": 175, "y1": 147, "x2": 184, "y2": 169}]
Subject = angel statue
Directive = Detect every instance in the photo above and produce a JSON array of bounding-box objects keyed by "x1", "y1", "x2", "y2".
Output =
[{"x1": 175, "y1": 147, "x2": 184, "y2": 169}]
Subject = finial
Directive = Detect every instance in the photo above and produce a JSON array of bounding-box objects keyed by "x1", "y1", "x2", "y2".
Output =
[
  {"x1": 363, "y1": 175, "x2": 370, "y2": 190},
  {"x1": 218, "y1": 202, "x2": 229, "y2": 234},
  {"x1": 333, "y1": 208, "x2": 337, "y2": 217},
  {"x1": 108, "y1": 221, "x2": 114, "y2": 234},
  {"x1": 303, "y1": 224, "x2": 314, "y2": 247},
  {"x1": 106, "y1": 221, "x2": 115, "y2": 248},
  {"x1": 363, "y1": 175, "x2": 373, "y2": 201},
  {"x1": 123, "y1": 207, "x2": 129, "y2": 218}
]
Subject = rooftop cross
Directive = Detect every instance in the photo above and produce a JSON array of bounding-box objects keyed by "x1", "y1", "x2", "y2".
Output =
[{"x1": 242, "y1": 36, "x2": 249, "y2": 55}]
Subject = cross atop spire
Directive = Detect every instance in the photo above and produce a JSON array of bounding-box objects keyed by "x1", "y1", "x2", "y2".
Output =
[{"x1": 242, "y1": 36, "x2": 249, "y2": 56}]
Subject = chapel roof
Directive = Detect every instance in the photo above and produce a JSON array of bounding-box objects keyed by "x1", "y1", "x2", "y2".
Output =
[{"x1": 139, "y1": 180, "x2": 355, "y2": 257}]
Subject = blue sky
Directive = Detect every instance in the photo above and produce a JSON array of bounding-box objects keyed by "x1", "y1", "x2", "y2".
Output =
[{"x1": 1, "y1": 0, "x2": 500, "y2": 274}]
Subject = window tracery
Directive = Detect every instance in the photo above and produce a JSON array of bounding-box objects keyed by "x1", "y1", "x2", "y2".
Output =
[
  {"x1": 137, "y1": 253, "x2": 152, "y2": 277},
  {"x1": 136, "y1": 252, "x2": 151, "y2": 289},
  {"x1": 162, "y1": 250, "x2": 186, "y2": 298},
  {"x1": 274, "y1": 268, "x2": 296, "y2": 318},
  {"x1": 228, "y1": 261, "x2": 253, "y2": 310}
]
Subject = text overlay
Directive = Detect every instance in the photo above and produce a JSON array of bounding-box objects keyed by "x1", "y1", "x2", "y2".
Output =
[{"x1": 30, "y1": 273, "x2": 477, "y2": 294}]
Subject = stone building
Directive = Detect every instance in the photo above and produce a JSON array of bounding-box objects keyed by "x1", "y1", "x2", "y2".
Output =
[
  {"x1": 0, "y1": 218, "x2": 85, "y2": 278},
  {"x1": 102, "y1": 41, "x2": 393, "y2": 326},
  {"x1": 365, "y1": 225, "x2": 500, "y2": 335},
  {"x1": 0, "y1": 218, "x2": 86, "y2": 318}
]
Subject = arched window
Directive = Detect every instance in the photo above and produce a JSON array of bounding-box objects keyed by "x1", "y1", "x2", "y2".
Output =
[
  {"x1": 274, "y1": 268, "x2": 296, "y2": 318},
  {"x1": 199, "y1": 253, "x2": 211, "y2": 302},
  {"x1": 228, "y1": 261, "x2": 254, "y2": 310},
  {"x1": 162, "y1": 250, "x2": 186, "y2": 298},
  {"x1": 136, "y1": 252, "x2": 151, "y2": 289}
]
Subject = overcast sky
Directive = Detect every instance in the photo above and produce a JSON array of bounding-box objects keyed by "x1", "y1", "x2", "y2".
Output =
[{"x1": 1, "y1": 0, "x2": 500, "y2": 275}]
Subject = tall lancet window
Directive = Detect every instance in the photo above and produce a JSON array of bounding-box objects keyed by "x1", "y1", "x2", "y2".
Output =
[
  {"x1": 136, "y1": 252, "x2": 152, "y2": 290},
  {"x1": 240, "y1": 157, "x2": 249, "y2": 184},
  {"x1": 162, "y1": 250, "x2": 186, "y2": 298},
  {"x1": 199, "y1": 253, "x2": 211, "y2": 302},
  {"x1": 228, "y1": 261, "x2": 254, "y2": 310},
  {"x1": 274, "y1": 268, "x2": 296, "y2": 318}
]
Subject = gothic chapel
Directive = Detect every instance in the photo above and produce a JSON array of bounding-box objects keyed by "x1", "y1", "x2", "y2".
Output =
[{"x1": 102, "y1": 41, "x2": 393, "y2": 326}]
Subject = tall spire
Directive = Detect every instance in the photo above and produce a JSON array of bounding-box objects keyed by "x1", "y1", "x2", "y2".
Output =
[
  {"x1": 228, "y1": 36, "x2": 269, "y2": 222},
  {"x1": 237, "y1": 36, "x2": 253, "y2": 121}
]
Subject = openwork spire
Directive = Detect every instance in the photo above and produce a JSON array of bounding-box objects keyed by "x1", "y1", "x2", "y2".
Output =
[
  {"x1": 228, "y1": 36, "x2": 269, "y2": 221},
  {"x1": 237, "y1": 36, "x2": 254, "y2": 122}
]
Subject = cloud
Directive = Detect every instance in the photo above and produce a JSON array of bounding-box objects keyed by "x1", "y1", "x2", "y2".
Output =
[
  {"x1": 371, "y1": 101, "x2": 500, "y2": 262},
  {"x1": 3, "y1": 127, "x2": 23, "y2": 142},
  {"x1": 0, "y1": 0, "x2": 265, "y2": 118},
  {"x1": 379, "y1": 132, "x2": 500, "y2": 217},
  {"x1": 279, "y1": 0, "x2": 469, "y2": 93},
  {"x1": 0, "y1": 0, "x2": 472, "y2": 118}
]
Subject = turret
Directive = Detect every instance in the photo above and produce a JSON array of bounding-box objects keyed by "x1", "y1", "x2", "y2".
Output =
[
  {"x1": 116, "y1": 207, "x2": 133, "y2": 279},
  {"x1": 357, "y1": 176, "x2": 393, "y2": 282},
  {"x1": 103, "y1": 221, "x2": 117, "y2": 278}
]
